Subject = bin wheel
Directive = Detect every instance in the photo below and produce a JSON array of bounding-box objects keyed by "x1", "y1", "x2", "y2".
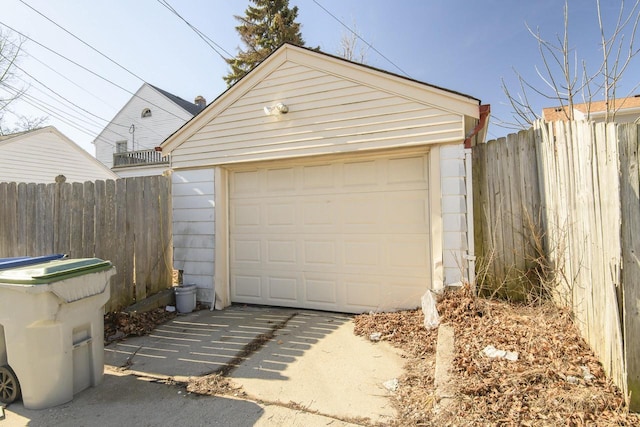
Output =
[{"x1": 0, "y1": 365, "x2": 20, "y2": 404}]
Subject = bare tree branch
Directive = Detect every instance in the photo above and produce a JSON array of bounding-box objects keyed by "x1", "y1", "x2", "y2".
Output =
[
  {"x1": 0, "y1": 29, "x2": 49, "y2": 135},
  {"x1": 499, "y1": 0, "x2": 640, "y2": 129},
  {"x1": 337, "y1": 20, "x2": 369, "y2": 64}
]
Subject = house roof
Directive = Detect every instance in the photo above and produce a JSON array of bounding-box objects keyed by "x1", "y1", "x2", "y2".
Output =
[
  {"x1": 0, "y1": 126, "x2": 119, "y2": 182},
  {"x1": 542, "y1": 96, "x2": 640, "y2": 121},
  {"x1": 161, "y1": 43, "x2": 481, "y2": 154},
  {"x1": 149, "y1": 84, "x2": 202, "y2": 115},
  {"x1": 0, "y1": 128, "x2": 34, "y2": 141},
  {"x1": 92, "y1": 83, "x2": 201, "y2": 148}
]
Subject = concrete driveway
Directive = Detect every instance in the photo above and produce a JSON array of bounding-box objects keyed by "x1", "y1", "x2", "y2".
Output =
[{"x1": 3, "y1": 305, "x2": 405, "y2": 426}]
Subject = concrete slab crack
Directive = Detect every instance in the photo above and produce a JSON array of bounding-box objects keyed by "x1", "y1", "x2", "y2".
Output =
[
  {"x1": 121, "y1": 345, "x2": 142, "y2": 368},
  {"x1": 215, "y1": 312, "x2": 299, "y2": 377}
]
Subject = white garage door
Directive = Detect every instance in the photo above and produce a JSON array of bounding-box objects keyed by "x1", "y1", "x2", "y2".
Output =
[{"x1": 228, "y1": 150, "x2": 431, "y2": 313}]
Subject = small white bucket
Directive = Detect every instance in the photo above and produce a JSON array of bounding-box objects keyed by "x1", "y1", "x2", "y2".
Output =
[{"x1": 174, "y1": 284, "x2": 197, "y2": 313}]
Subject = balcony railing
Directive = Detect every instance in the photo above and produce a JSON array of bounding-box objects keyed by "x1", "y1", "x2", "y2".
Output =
[{"x1": 113, "y1": 149, "x2": 169, "y2": 167}]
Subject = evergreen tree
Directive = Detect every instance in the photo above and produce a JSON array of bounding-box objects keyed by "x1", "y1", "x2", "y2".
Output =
[{"x1": 224, "y1": 0, "x2": 305, "y2": 86}]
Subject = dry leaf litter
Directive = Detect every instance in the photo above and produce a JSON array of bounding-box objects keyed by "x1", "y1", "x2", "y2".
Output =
[
  {"x1": 354, "y1": 285, "x2": 640, "y2": 426},
  {"x1": 104, "y1": 307, "x2": 177, "y2": 343}
]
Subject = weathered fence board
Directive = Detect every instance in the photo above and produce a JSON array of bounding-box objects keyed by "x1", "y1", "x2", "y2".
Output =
[
  {"x1": 473, "y1": 131, "x2": 544, "y2": 298},
  {"x1": 0, "y1": 175, "x2": 173, "y2": 312},
  {"x1": 82, "y1": 181, "x2": 95, "y2": 258},
  {"x1": 474, "y1": 121, "x2": 637, "y2": 410},
  {"x1": 131, "y1": 177, "x2": 147, "y2": 303},
  {"x1": 618, "y1": 124, "x2": 640, "y2": 412},
  {"x1": 70, "y1": 183, "x2": 83, "y2": 258},
  {"x1": 112, "y1": 179, "x2": 130, "y2": 311}
]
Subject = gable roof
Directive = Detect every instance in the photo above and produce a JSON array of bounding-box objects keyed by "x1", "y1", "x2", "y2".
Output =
[
  {"x1": 162, "y1": 43, "x2": 480, "y2": 154},
  {"x1": 0, "y1": 126, "x2": 119, "y2": 183},
  {"x1": 542, "y1": 96, "x2": 640, "y2": 121},
  {"x1": 230, "y1": 43, "x2": 480, "y2": 103},
  {"x1": 149, "y1": 84, "x2": 202, "y2": 115},
  {"x1": 0, "y1": 129, "x2": 31, "y2": 141},
  {"x1": 0, "y1": 126, "x2": 61, "y2": 145}
]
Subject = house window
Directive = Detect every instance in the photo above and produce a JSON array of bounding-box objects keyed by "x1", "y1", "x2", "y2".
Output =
[
  {"x1": 141, "y1": 108, "x2": 152, "y2": 118},
  {"x1": 116, "y1": 141, "x2": 128, "y2": 153}
]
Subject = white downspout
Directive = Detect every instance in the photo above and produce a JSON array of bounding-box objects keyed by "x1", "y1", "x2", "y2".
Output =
[
  {"x1": 464, "y1": 148, "x2": 476, "y2": 290},
  {"x1": 462, "y1": 104, "x2": 489, "y2": 293}
]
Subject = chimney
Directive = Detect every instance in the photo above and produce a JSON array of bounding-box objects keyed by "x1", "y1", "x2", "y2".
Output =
[{"x1": 194, "y1": 95, "x2": 206, "y2": 109}]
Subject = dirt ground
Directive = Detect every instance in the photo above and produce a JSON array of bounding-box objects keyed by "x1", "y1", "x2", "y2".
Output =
[
  {"x1": 105, "y1": 291, "x2": 640, "y2": 426},
  {"x1": 353, "y1": 287, "x2": 640, "y2": 426}
]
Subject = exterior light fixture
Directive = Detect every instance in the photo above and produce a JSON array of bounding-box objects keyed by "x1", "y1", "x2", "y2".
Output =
[{"x1": 264, "y1": 102, "x2": 289, "y2": 116}]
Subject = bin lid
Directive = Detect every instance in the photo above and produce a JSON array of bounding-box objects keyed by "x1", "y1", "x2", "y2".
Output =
[
  {"x1": 0, "y1": 254, "x2": 66, "y2": 270},
  {"x1": 0, "y1": 258, "x2": 112, "y2": 285}
]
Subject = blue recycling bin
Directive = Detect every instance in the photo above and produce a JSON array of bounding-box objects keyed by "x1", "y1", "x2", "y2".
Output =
[{"x1": 0, "y1": 254, "x2": 66, "y2": 270}]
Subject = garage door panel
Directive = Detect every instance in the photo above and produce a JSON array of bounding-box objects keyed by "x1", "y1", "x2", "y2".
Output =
[
  {"x1": 383, "y1": 195, "x2": 428, "y2": 226},
  {"x1": 304, "y1": 240, "x2": 336, "y2": 265},
  {"x1": 232, "y1": 203, "x2": 261, "y2": 227},
  {"x1": 343, "y1": 160, "x2": 378, "y2": 187},
  {"x1": 266, "y1": 167, "x2": 296, "y2": 191},
  {"x1": 229, "y1": 151, "x2": 431, "y2": 313},
  {"x1": 266, "y1": 240, "x2": 297, "y2": 263},
  {"x1": 388, "y1": 156, "x2": 428, "y2": 184},
  {"x1": 302, "y1": 201, "x2": 335, "y2": 226},
  {"x1": 383, "y1": 283, "x2": 426, "y2": 310},
  {"x1": 268, "y1": 276, "x2": 298, "y2": 301},
  {"x1": 302, "y1": 164, "x2": 335, "y2": 189},
  {"x1": 342, "y1": 198, "x2": 379, "y2": 225},
  {"x1": 344, "y1": 241, "x2": 380, "y2": 267},
  {"x1": 304, "y1": 277, "x2": 337, "y2": 304},
  {"x1": 232, "y1": 170, "x2": 261, "y2": 194},
  {"x1": 234, "y1": 275, "x2": 262, "y2": 298},
  {"x1": 232, "y1": 239, "x2": 262, "y2": 263},
  {"x1": 388, "y1": 240, "x2": 429, "y2": 268},
  {"x1": 345, "y1": 281, "x2": 381, "y2": 309},
  {"x1": 267, "y1": 203, "x2": 296, "y2": 226}
]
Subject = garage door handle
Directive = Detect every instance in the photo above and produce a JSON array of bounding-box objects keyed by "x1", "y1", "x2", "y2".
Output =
[{"x1": 73, "y1": 337, "x2": 92, "y2": 348}]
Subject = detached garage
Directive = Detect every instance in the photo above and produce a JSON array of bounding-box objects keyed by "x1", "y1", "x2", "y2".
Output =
[{"x1": 162, "y1": 44, "x2": 487, "y2": 313}]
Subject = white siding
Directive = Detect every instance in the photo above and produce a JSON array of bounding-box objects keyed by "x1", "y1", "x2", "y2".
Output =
[
  {"x1": 172, "y1": 61, "x2": 466, "y2": 169},
  {"x1": 440, "y1": 143, "x2": 468, "y2": 284},
  {"x1": 172, "y1": 169, "x2": 215, "y2": 303},
  {"x1": 0, "y1": 127, "x2": 117, "y2": 183},
  {"x1": 94, "y1": 84, "x2": 193, "y2": 169}
]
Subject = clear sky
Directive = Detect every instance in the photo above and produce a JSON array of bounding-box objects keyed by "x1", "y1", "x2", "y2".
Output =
[{"x1": 1, "y1": 0, "x2": 639, "y2": 154}]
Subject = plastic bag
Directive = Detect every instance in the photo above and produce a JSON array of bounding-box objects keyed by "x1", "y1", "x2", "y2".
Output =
[{"x1": 421, "y1": 290, "x2": 440, "y2": 330}]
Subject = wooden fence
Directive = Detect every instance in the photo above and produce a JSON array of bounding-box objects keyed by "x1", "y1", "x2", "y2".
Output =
[
  {"x1": 473, "y1": 121, "x2": 639, "y2": 411},
  {"x1": 0, "y1": 175, "x2": 173, "y2": 312}
]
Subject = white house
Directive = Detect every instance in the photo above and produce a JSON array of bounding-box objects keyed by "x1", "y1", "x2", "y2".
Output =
[
  {"x1": 0, "y1": 126, "x2": 118, "y2": 183},
  {"x1": 161, "y1": 44, "x2": 488, "y2": 313},
  {"x1": 93, "y1": 83, "x2": 204, "y2": 177}
]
